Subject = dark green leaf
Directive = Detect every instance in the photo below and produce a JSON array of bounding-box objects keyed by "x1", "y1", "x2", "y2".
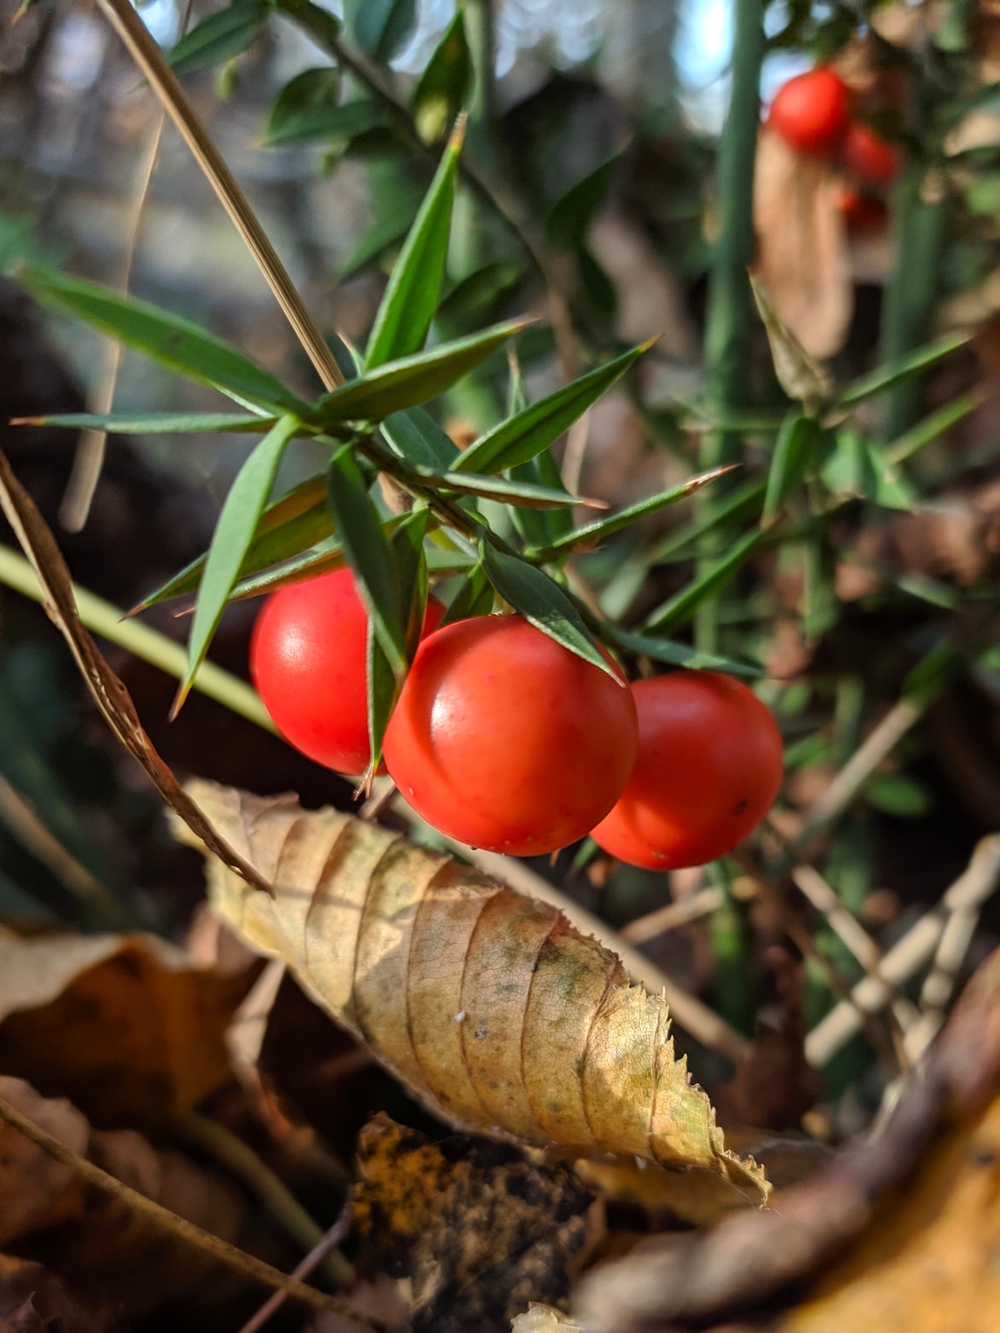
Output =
[
  {"x1": 646, "y1": 478, "x2": 766, "y2": 566},
  {"x1": 273, "y1": 0, "x2": 341, "y2": 51},
  {"x1": 802, "y1": 537, "x2": 839, "y2": 638},
  {"x1": 480, "y1": 538, "x2": 616, "y2": 678},
  {"x1": 440, "y1": 562, "x2": 494, "y2": 625},
  {"x1": 763, "y1": 413, "x2": 819, "y2": 524},
  {"x1": 365, "y1": 624, "x2": 397, "y2": 782},
  {"x1": 177, "y1": 414, "x2": 300, "y2": 712},
  {"x1": 422, "y1": 468, "x2": 594, "y2": 509},
  {"x1": 600, "y1": 624, "x2": 761, "y2": 677},
  {"x1": 228, "y1": 535, "x2": 345, "y2": 600},
  {"x1": 642, "y1": 529, "x2": 764, "y2": 633},
  {"x1": 13, "y1": 411, "x2": 278, "y2": 434},
  {"x1": 413, "y1": 10, "x2": 471, "y2": 144},
  {"x1": 315, "y1": 318, "x2": 530, "y2": 424},
  {"x1": 168, "y1": 0, "x2": 270, "y2": 77},
  {"x1": 546, "y1": 151, "x2": 623, "y2": 250},
  {"x1": 137, "y1": 473, "x2": 330, "y2": 610},
  {"x1": 264, "y1": 99, "x2": 388, "y2": 147},
  {"x1": 326, "y1": 445, "x2": 406, "y2": 672},
  {"x1": 382, "y1": 408, "x2": 458, "y2": 469},
  {"x1": 509, "y1": 449, "x2": 573, "y2": 548},
  {"x1": 577, "y1": 246, "x2": 617, "y2": 320},
  {"x1": 837, "y1": 332, "x2": 970, "y2": 408},
  {"x1": 266, "y1": 66, "x2": 340, "y2": 138},
  {"x1": 365, "y1": 122, "x2": 463, "y2": 370},
  {"x1": 902, "y1": 640, "x2": 960, "y2": 706},
  {"x1": 346, "y1": 0, "x2": 416, "y2": 61},
  {"x1": 20, "y1": 267, "x2": 305, "y2": 413},
  {"x1": 452, "y1": 340, "x2": 650, "y2": 475},
  {"x1": 526, "y1": 465, "x2": 734, "y2": 560},
  {"x1": 436, "y1": 262, "x2": 524, "y2": 331}
]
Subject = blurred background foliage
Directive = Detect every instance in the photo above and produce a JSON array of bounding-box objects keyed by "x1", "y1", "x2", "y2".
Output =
[{"x1": 4, "y1": 0, "x2": 1000, "y2": 1139}]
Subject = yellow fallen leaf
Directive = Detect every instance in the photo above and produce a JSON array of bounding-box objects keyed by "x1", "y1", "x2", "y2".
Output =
[{"x1": 177, "y1": 780, "x2": 769, "y2": 1201}]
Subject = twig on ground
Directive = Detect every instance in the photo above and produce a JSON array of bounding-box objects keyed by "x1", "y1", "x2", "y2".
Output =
[
  {"x1": 0, "y1": 1092, "x2": 358, "y2": 1321},
  {"x1": 395, "y1": 795, "x2": 752, "y2": 1065},
  {"x1": 904, "y1": 884, "x2": 989, "y2": 1061},
  {"x1": 179, "y1": 1112, "x2": 354, "y2": 1288},
  {"x1": 620, "y1": 886, "x2": 725, "y2": 944},
  {"x1": 805, "y1": 834, "x2": 1000, "y2": 1068},
  {"x1": 94, "y1": 0, "x2": 344, "y2": 393},
  {"x1": 237, "y1": 1203, "x2": 354, "y2": 1333},
  {"x1": 791, "y1": 865, "x2": 881, "y2": 972}
]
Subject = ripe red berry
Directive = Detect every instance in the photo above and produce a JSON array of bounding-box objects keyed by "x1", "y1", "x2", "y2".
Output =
[
  {"x1": 250, "y1": 567, "x2": 444, "y2": 776},
  {"x1": 842, "y1": 120, "x2": 900, "y2": 187},
  {"x1": 590, "y1": 671, "x2": 783, "y2": 871},
  {"x1": 767, "y1": 67, "x2": 851, "y2": 155},
  {"x1": 382, "y1": 615, "x2": 638, "y2": 856},
  {"x1": 837, "y1": 186, "x2": 888, "y2": 234}
]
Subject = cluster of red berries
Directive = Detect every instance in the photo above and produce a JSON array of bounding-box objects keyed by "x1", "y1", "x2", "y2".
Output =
[
  {"x1": 250, "y1": 569, "x2": 784, "y2": 869},
  {"x1": 767, "y1": 66, "x2": 900, "y2": 233}
]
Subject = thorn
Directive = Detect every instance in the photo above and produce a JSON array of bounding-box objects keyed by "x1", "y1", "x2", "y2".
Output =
[
  {"x1": 8, "y1": 417, "x2": 40, "y2": 427},
  {"x1": 576, "y1": 495, "x2": 611, "y2": 510},
  {"x1": 168, "y1": 680, "x2": 191, "y2": 722}
]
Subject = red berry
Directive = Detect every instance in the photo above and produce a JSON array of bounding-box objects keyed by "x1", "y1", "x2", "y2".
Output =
[
  {"x1": 590, "y1": 671, "x2": 783, "y2": 871},
  {"x1": 837, "y1": 186, "x2": 888, "y2": 234},
  {"x1": 250, "y1": 567, "x2": 444, "y2": 776},
  {"x1": 767, "y1": 67, "x2": 851, "y2": 155},
  {"x1": 842, "y1": 120, "x2": 900, "y2": 187},
  {"x1": 383, "y1": 615, "x2": 638, "y2": 855}
]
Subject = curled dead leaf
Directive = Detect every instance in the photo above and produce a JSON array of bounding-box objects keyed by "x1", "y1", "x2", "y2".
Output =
[
  {"x1": 753, "y1": 129, "x2": 852, "y2": 361},
  {"x1": 175, "y1": 780, "x2": 769, "y2": 1200},
  {"x1": 0, "y1": 926, "x2": 255, "y2": 1126}
]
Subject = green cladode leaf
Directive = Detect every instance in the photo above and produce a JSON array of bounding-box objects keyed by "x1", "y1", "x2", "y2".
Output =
[
  {"x1": 136, "y1": 473, "x2": 330, "y2": 611},
  {"x1": 642, "y1": 528, "x2": 764, "y2": 634},
  {"x1": 480, "y1": 538, "x2": 617, "y2": 679},
  {"x1": 346, "y1": 0, "x2": 417, "y2": 61},
  {"x1": 264, "y1": 99, "x2": 388, "y2": 148},
  {"x1": 20, "y1": 267, "x2": 306, "y2": 414},
  {"x1": 326, "y1": 446, "x2": 407, "y2": 673},
  {"x1": 413, "y1": 10, "x2": 471, "y2": 144},
  {"x1": 763, "y1": 412, "x2": 819, "y2": 524},
  {"x1": 381, "y1": 408, "x2": 458, "y2": 469},
  {"x1": 600, "y1": 623, "x2": 762, "y2": 677},
  {"x1": 440, "y1": 562, "x2": 495, "y2": 625},
  {"x1": 546, "y1": 150, "x2": 623, "y2": 250},
  {"x1": 178, "y1": 415, "x2": 301, "y2": 711},
  {"x1": 424, "y1": 470, "x2": 590, "y2": 509},
  {"x1": 837, "y1": 331, "x2": 970, "y2": 408},
  {"x1": 452, "y1": 341, "x2": 651, "y2": 475},
  {"x1": 364, "y1": 122, "x2": 463, "y2": 370},
  {"x1": 15, "y1": 412, "x2": 278, "y2": 435},
  {"x1": 315, "y1": 319, "x2": 529, "y2": 425},
  {"x1": 168, "y1": 0, "x2": 271, "y2": 77}
]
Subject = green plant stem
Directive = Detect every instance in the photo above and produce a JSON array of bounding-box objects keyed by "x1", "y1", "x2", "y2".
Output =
[
  {"x1": 696, "y1": 0, "x2": 765, "y2": 652},
  {"x1": 879, "y1": 170, "x2": 949, "y2": 442},
  {"x1": 0, "y1": 544, "x2": 275, "y2": 733}
]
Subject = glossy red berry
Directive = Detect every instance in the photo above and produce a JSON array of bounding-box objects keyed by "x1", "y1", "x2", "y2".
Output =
[
  {"x1": 382, "y1": 615, "x2": 638, "y2": 856},
  {"x1": 591, "y1": 671, "x2": 783, "y2": 871},
  {"x1": 842, "y1": 120, "x2": 900, "y2": 186},
  {"x1": 767, "y1": 67, "x2": 851, "y2": 155},
  {"x1": 250, "y1": 567, "x2": 444, "y2": 776}
]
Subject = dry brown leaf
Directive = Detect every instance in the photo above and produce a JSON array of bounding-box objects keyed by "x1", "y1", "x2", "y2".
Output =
[
  {"x1": 775, "y1": 1089, "x2": 1000, "y2": 1331},
  {"x1": 176, "y1": 780, "x2": 768, "y2": 1200},
  {"x1": 753, "y1": 129, "x2": 853, "y2": 360},
  {"x1": 0, "y1": 445, "x2": 274, "y2": 896},
  {"x1": 0, "y1": 1255, "x2": 111, "y2": 1333},
  {"x1": 0, "y1": 1076, "x2": 278, "y2": 1320},
  {"x1": 0, "y1": 927, "x2": 255, "y2": 1126},
  {"x1": 352, "y1": 1113, "x2": 592, "y2": 1333}
]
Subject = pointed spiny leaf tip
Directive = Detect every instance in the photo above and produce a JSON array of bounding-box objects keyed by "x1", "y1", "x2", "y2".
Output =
[{"x1": 447, "y1": 111, "x2": 469, "y2": 152}]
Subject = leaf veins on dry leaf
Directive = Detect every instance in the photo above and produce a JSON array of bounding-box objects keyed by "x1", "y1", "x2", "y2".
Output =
[{"x1": 175, "y1": 779, "x2": 769, "y2": 1201}]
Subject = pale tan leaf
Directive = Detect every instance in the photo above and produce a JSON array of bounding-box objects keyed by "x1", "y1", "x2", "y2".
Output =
[
  {"x1": 177, "y1": 780, "x2": 769, "y2": 1201},
  {"x1": 753, "y1": 128, "x2": 853, "y2": 361},
  {"x1": 511, "y1": 1306, "x2": 582, "y2": 1333}
]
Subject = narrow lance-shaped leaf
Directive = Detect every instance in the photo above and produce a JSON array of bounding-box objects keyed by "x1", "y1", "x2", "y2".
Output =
[
  {"x1": 526, "y1": 465, "x2": 736, "y2": 561},
  {"x1": 326, "y1": 446, "x2": 406, "y2": 673},
  {"x1": 480, "y1": 538, "x2": 618, "y2": 680},
  {"x1": 413, "y1": 9, "x2": 471, "y2": 144},
  {"x1": 264, "y1": 100, "x2": 389, "y2": 149},
  {"x1": 315, "y1": 318, "x2": 531, "y2": 425},
  {"x1": 11, "y1": 412, "x2": 279, "y2": 435},
  {"x1": 135, "y1": 473, "x2": 330, "y2": 612},
  {"x1": 440, "y1": 561, "x2": 494, "y2": 626},
  {"x1": 167, "y1": 0, "x2": 270, "y2": 77},
  {"x1": 600, "y1": 623, "x2": 761, "y2": 677},
  {"x1": 264, "y1": 66, "x2": 341, "y2": 143},
  {"x1": 509, "y1": 449, "x2": 573, "y2": 548},
  {"x1": 837, "y1": 331, "x2": 970, "y2": 408},
  {"x1": 20, "y1": 267, "x2": 306, "y2": 414},
  {"x1": 365, "y1": 119, "x2": 465, "y2": 370},
  {"x1": 173, "y1": 415, "x2": 301, "y2": 717},
  {"x1": 642, "y1": 528, "x2": 765, "y2": 634},
  {"x1": 423, "y1": 469, "x2": 605, "y2": 510},
  {"x1": 273, "y1": 0, "x2": 342, "y2": 53},
  {"x1": 347, "y1": 0, "x2": 417, "y2": 62},
  {"x1": 885, "y1": 389, "x2": 982, "y2": 466},
  {"x1": 762, "y1": 413, "x2": 819, "y2": 525},
  {"x1": 227, "y1": 534, "x2": 346, "y2": 601},
  {"x1": 381, "y1": 408, "x2": 458, "y2": 469},
  {"x1": 646, "y1": 478, "x2": 766, "y2": 566},
  {"x1": 546, "y1": 150, "x2": 624, "y2": 251},
  {"x1": 365, "y1": 509, "x2": 429, "y2": 782},
  {"x1": 452, "y1": 340, "x2": 653, "y2": 475}
]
